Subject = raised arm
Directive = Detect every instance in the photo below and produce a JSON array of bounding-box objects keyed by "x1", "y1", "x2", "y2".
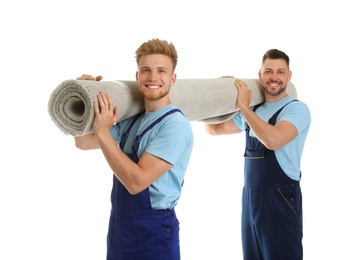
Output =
[{"x1": 235, "y1": 79, "x2": 298, "y2": 150}]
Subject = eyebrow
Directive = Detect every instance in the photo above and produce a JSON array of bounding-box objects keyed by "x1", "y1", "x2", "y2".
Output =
[
  {"x1": 265, "y1": 67, "x2": 287, "y2": 72},
  {"x1": 140, "y1": 66, "x2": 168, "y2": 70}
]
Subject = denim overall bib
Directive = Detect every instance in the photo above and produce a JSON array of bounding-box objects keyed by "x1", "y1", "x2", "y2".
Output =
[
  {"x1": 242, "y1": 100, "x2": 303, "y2": 260},
  {"x1": 107, "y1": 109, "x2": 182, "y2": 260}
]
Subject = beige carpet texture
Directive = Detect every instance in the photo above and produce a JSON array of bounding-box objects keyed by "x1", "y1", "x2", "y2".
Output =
[{"x1": 48, "y1": 78, "x2": 297, "y2": 136}]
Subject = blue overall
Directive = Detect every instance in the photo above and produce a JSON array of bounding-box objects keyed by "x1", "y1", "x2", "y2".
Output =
[
  {"x1": 242, "y1": 101, "x2": 303, "y2": 260},
  {"x1": 106, "y1": 109, "x2": 182, "y2": 260}
]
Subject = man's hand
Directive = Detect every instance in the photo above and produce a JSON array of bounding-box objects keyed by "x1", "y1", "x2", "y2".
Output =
[
  {"x1": 235, "y1": 79, "x2": 252, "y2": 110},
  {"x1": 77, "y1": 74, "x2": 103, "y2": 81},
  {"x1": 92, "y1": 92, "x2": 118, "y2": 136}
]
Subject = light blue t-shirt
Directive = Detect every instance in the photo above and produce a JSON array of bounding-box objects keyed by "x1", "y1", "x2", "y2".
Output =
[
  {"x1": 232, "y1": 96, "x2": 311, "y2": 181},
  {"x1": 110, "y1": 104, "x2": 194, "y2": 209}
]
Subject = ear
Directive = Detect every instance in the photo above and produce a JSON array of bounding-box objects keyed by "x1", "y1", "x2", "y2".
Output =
[
  {"x1": 258, "y1": 70, "x2": 262, "y2": 81},
  {"x1": 171, "y1": 73, "x2": 177, "y2": 86},
  {"x1": 135, "y1": 71, "x2": 139, "y2": 81}
]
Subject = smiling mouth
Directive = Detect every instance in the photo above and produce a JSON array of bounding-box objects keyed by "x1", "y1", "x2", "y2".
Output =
[
  {"x1": 268, "y1": 82, "x2": 280, "y2": 87},
  {"x1": 146, "y1": 85, "x2": 160, "y2": 89}
]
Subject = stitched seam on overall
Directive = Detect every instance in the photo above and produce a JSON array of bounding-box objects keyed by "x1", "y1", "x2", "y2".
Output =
[{"x1": 277, "y1": 187, "x2": 296, "y2": 215}]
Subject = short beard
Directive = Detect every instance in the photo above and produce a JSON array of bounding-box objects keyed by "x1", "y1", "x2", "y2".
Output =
[
  {"x1": 262, "y1": 84, "x2": 287, "y2": 97},
  {"x1": 143, "y1": 89, "x2": 169, "y2": 101}
]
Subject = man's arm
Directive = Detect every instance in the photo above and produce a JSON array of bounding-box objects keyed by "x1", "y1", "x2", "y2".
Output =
[
  {"x1": 205, "y1": 119, "x2": 242, "y2": 135},
  {"x1": 73, "y1": 75, "x2": 173, "y2": 194},
  {"x1": 75, "y1": 133, "x2": 100, "y2": 150},
  {"x1": 235, "y1": 79, "x2": 298, "y2": 150},
  {"x1": 97, "y1": 130, "x2": 173, "y2": 195},
  {"x1": 239, "y1": 105, "x2": 298, "y2": 150},
  {"x1": 94, "y1": 92, "x2": 173, "y2": 195}
]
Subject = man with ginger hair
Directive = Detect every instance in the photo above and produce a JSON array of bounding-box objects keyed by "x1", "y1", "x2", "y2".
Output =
[{"x1": 75, "y1": 38, "x2": 193, "y2": 260}]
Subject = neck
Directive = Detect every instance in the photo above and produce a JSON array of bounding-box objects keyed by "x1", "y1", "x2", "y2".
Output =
[
  {"x1": 264, "y1": 91, "x2": 288, "y2": 103},
  {"x1": 144, "y1": 97, "x2": 172, "y2": 112}
]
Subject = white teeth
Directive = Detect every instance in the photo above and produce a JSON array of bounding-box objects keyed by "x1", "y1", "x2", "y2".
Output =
[{"x1": 147, "y1": 85, "x2": 159, "y2": 89}]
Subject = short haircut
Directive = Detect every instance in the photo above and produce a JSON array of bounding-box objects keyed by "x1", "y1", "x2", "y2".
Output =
[
  {"x1": 262, "y1": 49, "x2": 290, "y2": 69},
  {"x1": 135, "y1": 38, "x2": 178, "y2": 72}
]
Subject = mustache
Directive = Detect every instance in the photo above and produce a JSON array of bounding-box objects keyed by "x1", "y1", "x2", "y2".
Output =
[{"x1": 267, "y1": 80, "x2": 282, "y2": 84}]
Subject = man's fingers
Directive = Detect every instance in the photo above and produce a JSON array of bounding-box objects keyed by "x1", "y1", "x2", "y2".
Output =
[
  {"x1": 97, "y1": 92, "x2": 115, "y2": 112},
  {"x1": 76, "y1": 74, "x2": 103, "y2": 81},
  {"x1": 93, "y1": 101, "x2": 100, "y2": 114},
  {"x1": 77, "y1": 74, "x2": 92, "y2": 80},
  {"x1": 97, "y1": 92, "x2": 107, "y2": 110}
]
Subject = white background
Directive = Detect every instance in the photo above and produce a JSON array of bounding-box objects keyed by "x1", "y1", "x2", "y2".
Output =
[{"x1": 1, "y1": 1, "x2": 363, "y2": 259}]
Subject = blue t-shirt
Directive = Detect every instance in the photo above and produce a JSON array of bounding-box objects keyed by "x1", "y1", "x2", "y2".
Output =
[
  {"x1": 110, "y1": 104, "x2": 194, "y2": 209},
  {"x1": 232, "y1": 96, "x2": 311, "y2": 181}
]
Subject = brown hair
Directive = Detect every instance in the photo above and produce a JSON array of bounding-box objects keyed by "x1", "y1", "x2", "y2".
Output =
[
  {"x1": 262, "y1": 49, "x2": 290, "y2": 69},
  {"x1": 135, "y1": 38, "x2": 178, "y2": 72}
]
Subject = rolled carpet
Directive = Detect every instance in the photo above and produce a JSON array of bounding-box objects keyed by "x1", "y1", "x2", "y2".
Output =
[{"x1": 48, "y1": 78, "x2": 297, "y2": 136}]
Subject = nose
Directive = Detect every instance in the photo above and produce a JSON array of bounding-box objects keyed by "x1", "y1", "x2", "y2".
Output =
[
  {"x1": 269, "y1": 72, "x2": 279, "y2": 81},
  {"x1": 147, "y1": 71, "x2": 158, "y2": 82}
]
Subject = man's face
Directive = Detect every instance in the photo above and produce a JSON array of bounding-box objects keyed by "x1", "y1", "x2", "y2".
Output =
[
  {"x1": 258, "y1": 58, "x2": 292, "y2": 97},
  {"x1": 136, "y1": 54, "x2": 176, "y2": 101}
]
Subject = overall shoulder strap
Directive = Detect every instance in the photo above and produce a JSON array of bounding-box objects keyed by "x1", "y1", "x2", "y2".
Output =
[
  {"x1": 132, "y1": 109, "x2": 183, "y2": 153},
  {"x1": 245, "y1": 102, "x2": 265, "y2": 131},
  {"x1": 119, "y1": 111, "x2": 144, "y2": 150},
  {"x1": 268, "y1": 99, "x2": 298, "y2": 125}
]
